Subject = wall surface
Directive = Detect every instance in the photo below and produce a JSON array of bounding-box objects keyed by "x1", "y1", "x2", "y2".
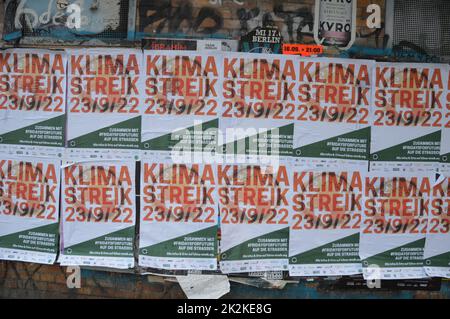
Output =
[
  {"x1": 1, "y1": 261, "x2": 449, "y2": 299},
  {"x1": 0, "y1": 0, "x2": 449, "y2": 299}
]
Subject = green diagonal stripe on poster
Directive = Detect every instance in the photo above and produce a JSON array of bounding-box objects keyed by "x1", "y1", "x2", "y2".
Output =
[
  {"x1": 0, "y1": 223, "x2": 59, "y2": 253},
  {"x1": 63, "y1": 226, "x2": 135, "y2": 257},
  {"x1": 362, "y1": 238, "x2": 426, "y2": 268},
  {"x1": 140, "y1": 225, "x2": 218, "y2": 258},
  {"x1": 220, "y1": 123, "x2": 293, "y2": 156},
  {"x1": 68, "y1": 116, "x2": 141, "y2": 149},
  {"x1": 0, "y1": 115, "x2": 65, "y2": 147},
  {"x1": 220, "y1": 227, "x2": 289, "y2": 261},
  {"x1": 289, "y1": 233, "x2": 360, "y2": 264},
  {"x1": 371, "y1": 130, "x2": 441, "y2": 162},
  {"x1": 141, "y1": 118, "x2": 219, "y2": 152},
  {"x1": 425, "y1": 251, "x2": 450, "y2": 267},
  {"x1": 294, "y1": 127, "x2": 370, "y2": 160}
]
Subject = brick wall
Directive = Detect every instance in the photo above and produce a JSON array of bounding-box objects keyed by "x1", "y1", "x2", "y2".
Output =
[
  {"x1": 2, "y1": 261, "x2": 450, "y2": 299},
  {"x1": 0, "y1": 261, "x2": 185, "y2": 299}
]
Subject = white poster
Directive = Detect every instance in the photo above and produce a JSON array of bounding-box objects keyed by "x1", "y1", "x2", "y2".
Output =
[
  {"x1": 138, "y1": 152, "x2": 219, "y2": 270},
  {"x1": 360, "y1": 171, "x2": 431, "y2": 279},
  {"x1": 293, "y1": 57, "x2": 373, "y2": 171},
  {"x1": 289, "y1": 165, "x2": 363, "y2": 276},
  {"x1": 424, "y1": 174, "x2": 450, "y2": 278},
  {"x1": 66, "y1": 48, "x2": 142, "y2": 160},
  {"x1": 0, "y1": 156, "x2": 60, "y2": 264},
  {"x1": 219, "y1": 162, "x2": 291, "y2": 273},
  {"x1": 59, "y1": 161, "x2": 136, "y2": 269},
  {"x1": 370, "y1": 62, "x2": 446, "y2": 172},
  {"x1": 0, "y1": 49, "x2": 67, "y2": 157}
]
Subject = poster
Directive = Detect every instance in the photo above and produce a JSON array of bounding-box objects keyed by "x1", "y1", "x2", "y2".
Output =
[
  {"x1": 359, "y1": 171, "x2": 431, "y2": 279},
  {"x1": 314, "y1": 0, "x2": 357, "y2": 49},
  {"x1": 142, "y1": 50, "x2": 221, "y2": 160},
  {"x1": 239, "y1": 26, "x2": 283, "y2": 54},
  {"x1": 66, "y1": 48, "x2": 142, "y2": 160},
  {"x1": 219, "y1": 162, "x2": 291, "y2": 273},
  {"x1": 441, "y1": 68, "x2": 450, "y2": 173},
  {"x1": 0, "y1": 156, "x2": 60, "y2": 264},
  {"x1": 59, "y1": 161, "x2": 136, "y2": 269},
  {"x1": 293, "y1": 57, "x2": 373, "y2": 171},
  {"x1": 370, "y1": 63, "x2": 446, "y2": 172},
  {"x1": 0, "y1": 49, "x2": 67, "y2": 157},
  {"x1": 424, "y1": 174, "x2": 450, "y2": 278},
  {"x1": 138, "y1": 153, "x2": 218, "y2": 270},
  {"x1": 289, "y1": 167, "x2": 363, "y2": 276},
  {"x1": 219, "y1": 52, "x2": 295, "y2": 162}
]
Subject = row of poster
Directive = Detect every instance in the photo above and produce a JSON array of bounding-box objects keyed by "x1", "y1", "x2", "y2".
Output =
[
  {"x1": 0, "y1": 48, "x2": 449, "y2": 280},
  {"x1": 0, "y1": 156, "x2": 448, "y2": 280},
  {"x1": 0, "y1": 49, "x2": 447, "y2": 171}
]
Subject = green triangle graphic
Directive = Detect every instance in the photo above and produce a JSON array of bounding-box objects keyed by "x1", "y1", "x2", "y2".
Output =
[
  {"x1": 141, "y1": 118, "x2": 218, "y2": 152},
  {"x1": 294, "y1": 127, "x2": 370, "y2": 160},
  {"x1": 140, "y1": 225, "x2": 218, "y2": 259},
  {"x1": 0, "y1": 223, "x2": 58, "y2": 253},
  {"x1": 219, "y1": 123, "x2": 294, "y2": 156},
  {"x1": 0, "y1": 115, "x2": 65, "y2": 147},
  {"x1": 68, "y1": 116, "x2": 141, "y2": 149},
  {"x1": 425, "y1": 251, "x2": 450, "y2": 267},
  {"x1": 289, "y1": 233, "x2": 360, "y2": 264},
  {"x1": 63, "y1": 226, "x2": 135, "y2": 257},
  {"x1": 371, "y1": 130, "x2": 441, "y2": 162},
  {"x1": 362, "y1": 238, "x2": 426, "y2": 268},
  {"x1": 221, "y1": 227, "x2": 289, "y2": 261}
]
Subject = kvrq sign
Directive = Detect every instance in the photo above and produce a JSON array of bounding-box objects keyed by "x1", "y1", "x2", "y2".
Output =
[{"x1": 314, "y1": 0, "x2": 357, "y2": 49}]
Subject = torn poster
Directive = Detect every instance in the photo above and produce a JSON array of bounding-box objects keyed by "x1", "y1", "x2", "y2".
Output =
[
  {"x1": 0, "y1": 156, "x2": 60, "y2": 264},
  {"x1": 59, "y1": 161, "x2": 136, "y2": 269}
]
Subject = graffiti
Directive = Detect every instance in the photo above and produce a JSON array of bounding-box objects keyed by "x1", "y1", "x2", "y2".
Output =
[
  {"x1": 236, "y1": 4, "x2": 313, "y2": 42},
  {"x1": 139, "y1": 0, "x2": 224, "y2": 35},
  {"x1": 341, "y1": 40, "x2": 441, "y2": 63},
  {"x1": 13, "y1": 0, "x2": 80, "y2": 30},
  {"x1": 209, "y1": 0, "x2": 243, "y2": 5},
  {"x1": 4, "y1": 0, "x2": 129, "y2": 41}
]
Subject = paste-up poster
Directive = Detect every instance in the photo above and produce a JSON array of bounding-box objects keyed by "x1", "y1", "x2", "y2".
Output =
[
  {"x1": 59, "y1": 161, "x2": 136, "y2": 269},
  {"x1": 293, "y1": 57, "x2": 373, "y2": 171},
  {"x1": 66, "y1": 49, "x2": 142, "y2": 160},
  {"x1": 289, "y1": 167, "x2": 363, "y2": 276},
  {"x1": 219, "y1": 163, "x2": 291, "y2": 273},
  {"x1": 141, "y1": 51, "x2": 221, "y2": 158},
  {"x1": 0, "y1": 156, "x2": 60, "y2": 264},
  {"x1": 424, "y1": 174, "x2": 450, "y2": 278},
  {"x1": 138, "y1": 153, "x2": 218, "y2": 270},
  {"x1": 0, "y1": 49, "x2": 67, "y2": 157},
  {"x1": 370, "y1": 63, "x2": 446, "y2": 172},
  {"x1": 219, "y1": 52, "x2": 295, "y2": 161},
  {"x1": 360, "y1": 171, "x2": 431, "y2": 279},
  {"x1": 441, "y1": 69, "x2": 450, "y2": 174}
]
